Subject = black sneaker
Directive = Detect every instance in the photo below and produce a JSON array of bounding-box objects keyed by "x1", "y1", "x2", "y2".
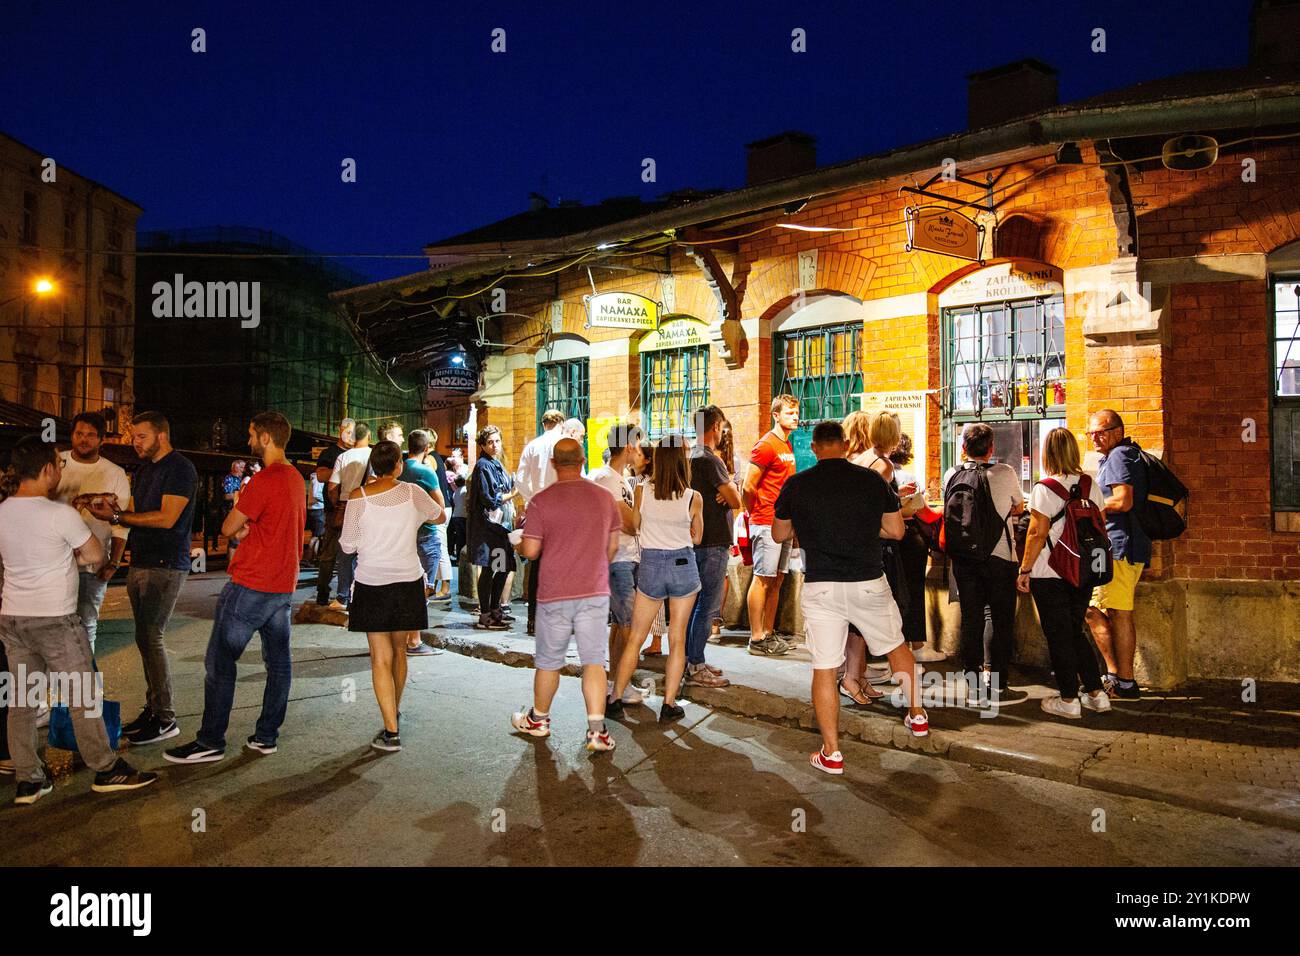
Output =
[
  {"x1": 1107, "y1": 678, "x2": 1142, "y2": 700},
  {"x1": 605, "y1": 697, "x2": 626, "y2": 719},
  {"x1": 163, "y1": 740, "x2": 224, "y2": 764},
  {"x1": 91, "y1": 758, "x2": 159, "y2": 793},
  {"x1": 371, "y1": 729, "x2": 402, "y2": 752},
  {"x1": 15, "y1": 771, "x2": 54, "y2": 806},
  {"x1": 659, "y1": 702, "x2": 685, "y2": 723},
  {"x1": 127, "y1": 716, "x2": 180, "y2": 746},
  {"x1": 244, "y1": 736, "x2": 277, "y2": 755},
  {"x1": 122, "y1": 706, "x2": 154, "y2": 734}
]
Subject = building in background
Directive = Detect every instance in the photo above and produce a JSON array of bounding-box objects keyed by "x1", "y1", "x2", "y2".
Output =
[
  {"x1": 0, "y1": 130, "x2": 142, "y2": 436},
  {"x1": 334, "y1": 2, "x2": 1300, "y2": 688},
  {"x1": 134, "y1": 226, "x2": 423, "y2": 455}
]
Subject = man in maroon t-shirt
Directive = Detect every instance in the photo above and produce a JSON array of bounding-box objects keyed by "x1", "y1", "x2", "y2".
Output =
[
  {"x1": 742, "y1": 394, "x2": 799, "y2": 656},
  {"x1": 164, "y1": 412, "x2": 306, "y2": 764}
]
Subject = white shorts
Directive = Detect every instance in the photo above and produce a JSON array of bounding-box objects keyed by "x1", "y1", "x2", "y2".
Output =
[{"x1": 801, "y1": 577, "x2": 904, "y2": 670}]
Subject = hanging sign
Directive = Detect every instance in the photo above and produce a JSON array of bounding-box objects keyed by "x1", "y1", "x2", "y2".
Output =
[
  {"x1": 425, "y1": 360, "x2": 478, "y2": 395},
  {"x1": 638, "y1": 317, "x2": 709, "y2": 352},
  {"x1": 905, "y1": 205, "x2": 985, "y2": 263},
  {"x1": 584, "y1": 291, "x2": 659, "y2": 331}
]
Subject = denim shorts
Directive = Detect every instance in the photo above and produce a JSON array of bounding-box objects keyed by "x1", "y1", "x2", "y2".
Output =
[
  {"x1": 637, "y1": 548, "x2": 701, "y2": 601},
  {"x1": 609, "y1": 561, "x2": 638, "y2": 627}
]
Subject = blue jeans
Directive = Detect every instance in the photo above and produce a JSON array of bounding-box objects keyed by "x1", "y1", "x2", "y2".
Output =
[
  {"x1": 416, "y1": 528, "x2": 442, "y2": 588},
  {"x1": 338, "y1": 550, "x2": 357, "y2": 606},
  {"x1": 77, "y1": 570, "x2": 110, "y2": 653},
  {"x1": 197, "y1": 582, "x2": 293, "y2": 750},
  {"x1": 687, "y1": 546, "x2": 729, "y2": 666}
]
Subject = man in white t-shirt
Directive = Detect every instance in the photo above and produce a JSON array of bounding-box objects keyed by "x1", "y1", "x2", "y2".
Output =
[
  {"x1": 327, "y1": 422, "x2": 373, "y2": 609},
  {"x1": 0, "y1": 436, "x2": 157, "y2": 805},
  {"x1": 516, "y1": 410, "x2": 572, "y2": 634},
  {"x1": 55, "y1": 412, "x2": 131, "y2": 652},
  {"x1": 941, "y1": 423, "x2": 1024, "y2": 707}
]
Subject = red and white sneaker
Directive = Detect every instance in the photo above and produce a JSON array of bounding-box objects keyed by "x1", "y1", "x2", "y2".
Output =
[
  {"x1": 809, "y1": 748, "x2": 844, "y2": 775},
  {"x1": 904, "y1": 710, "x2": 930, "y2": 737},
  {"x1": 585, "y1": 729, "x2": 616, "y2": 752},
  {"x1": 510, "y1": 707, "x2": 551, "y2": 738}
]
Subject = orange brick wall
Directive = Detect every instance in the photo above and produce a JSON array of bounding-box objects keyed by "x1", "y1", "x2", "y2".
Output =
[{"x1": 454, "y1": 141, "x2": 1300, "y2": 583}]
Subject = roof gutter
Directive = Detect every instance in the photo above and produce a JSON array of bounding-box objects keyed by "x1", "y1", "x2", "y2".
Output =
[{"x1": 335, "y1": 88, "x2": 1300, "y2": 306}]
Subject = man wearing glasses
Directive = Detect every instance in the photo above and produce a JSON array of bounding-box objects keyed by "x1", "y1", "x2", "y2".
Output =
[{"x1": 1084, "y1": 410, "x2": 1150, "y2": 700}]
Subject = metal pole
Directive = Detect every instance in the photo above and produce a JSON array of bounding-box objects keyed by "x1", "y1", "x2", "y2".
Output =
[{"x1": 82, "y1": 185, "x2": 94, "y2": 415}]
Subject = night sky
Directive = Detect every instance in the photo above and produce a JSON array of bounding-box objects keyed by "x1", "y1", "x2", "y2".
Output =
[{"x1": 3, "y1": 0, "x2": 1254, "y2": 283}]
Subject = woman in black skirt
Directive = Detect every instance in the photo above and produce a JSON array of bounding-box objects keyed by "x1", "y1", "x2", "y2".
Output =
[
  {"x1": 340, "y1": 440, "x2": 444, "y2": 752},
  {"x1": 466, "y1": 425, "x2": 517, "y2": 630}
]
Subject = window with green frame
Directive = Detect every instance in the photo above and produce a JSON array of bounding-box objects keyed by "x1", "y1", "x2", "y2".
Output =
[
  {"x1": 773, "y1": 322, "x2": 863, "y2": 426},
  {"x1": 942, "y1": 295, "x2": 1066, "y2": 492},
  {"x1": 640, "y1": 346, "x2": 709, "y2": 439},
  {"x1": 536, "y1": 358, "x2": 590, "y2": 432},
  {"x1": 1271, "y1": 275, "x2": 1300, "y2": 509}
]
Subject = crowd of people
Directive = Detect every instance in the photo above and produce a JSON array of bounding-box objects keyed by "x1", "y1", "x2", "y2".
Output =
[{"x1": 0, "y1": 392, "x2": 1157, "y2": 801}]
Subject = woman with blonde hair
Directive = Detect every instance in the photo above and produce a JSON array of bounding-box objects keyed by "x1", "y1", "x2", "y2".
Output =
[
  {"x1": 1017, "y1": 427, "x2": 1112, "y2": 719},
  {"x1": 609, "y1": 435, "x2": 703, "y2": 724}
]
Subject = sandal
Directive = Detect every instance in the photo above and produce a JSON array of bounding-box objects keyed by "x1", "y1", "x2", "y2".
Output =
[{"x1": 839, "y1": 678, "x2": 883, "y2": 705}]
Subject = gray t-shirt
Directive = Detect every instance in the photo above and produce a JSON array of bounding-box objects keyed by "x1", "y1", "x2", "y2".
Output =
[{"x1": 942, "y1": 462, "x2": 1024, "y2": 561}]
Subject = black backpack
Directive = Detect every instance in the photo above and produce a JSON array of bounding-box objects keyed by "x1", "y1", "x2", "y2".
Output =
[
  {"x1": 1135, "y1": 449, "x2": 1188, "y2": 541},
  {"x1": 943, "y1": 462, "x2": 1011, "y2": 561}
]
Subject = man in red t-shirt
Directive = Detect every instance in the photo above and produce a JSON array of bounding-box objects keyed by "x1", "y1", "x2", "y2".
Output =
[
  {"x1": 164, "y1": 412, "x2": 306, "y2": 764},
  {"x1": 742, "y1": 395, "x2": 799, "y2": 656}
]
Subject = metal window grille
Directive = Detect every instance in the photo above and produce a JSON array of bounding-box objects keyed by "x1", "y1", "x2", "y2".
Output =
[
  {"x1": 1271, "y1": 277, "x2": 1300, "y2": 509},
  {"x1": 536, "y1": 358, "x2": 590, "y2": 432},
  {"x1": 639, "y1": 347, "x2": 709, "y2": 439},
  {"x1": 773, "y1": 323, "x2": 864, "y2": 427}
]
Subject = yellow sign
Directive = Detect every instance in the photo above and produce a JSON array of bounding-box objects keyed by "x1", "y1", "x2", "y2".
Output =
[
  {"x1": 585, "y1": 292, "x2": 659, "y2": 331},
  {"x1": 586, "y1": 415, "x2": 622, "y2": 472},
  {"x1": 638, "y1": 317, "x2": 708, "y2": 352}
]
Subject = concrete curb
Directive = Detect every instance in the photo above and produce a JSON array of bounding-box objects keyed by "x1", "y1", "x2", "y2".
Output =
[{"x1": 425, "y1": 628, "x2": 1300, "y2": 832}]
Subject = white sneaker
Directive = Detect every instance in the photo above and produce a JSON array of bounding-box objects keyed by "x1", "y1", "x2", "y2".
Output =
[
  {"x1": 911, "y1": 645, "x2": 947, "y2": 662},
  {"x1": 1040, "y1": 694, "x2": 1082, "y2": 719},
  {"x1": 1080, "y1": 690, "x2": 1112, "y2": 713},
  {"x1": 607, "y1": 679, "x2": 653, "y2": 705}
]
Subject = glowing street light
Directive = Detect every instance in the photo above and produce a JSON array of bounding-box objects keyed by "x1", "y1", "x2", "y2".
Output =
[{"x1": 33, "y1": 277, "x2": 56, "y2": 295}]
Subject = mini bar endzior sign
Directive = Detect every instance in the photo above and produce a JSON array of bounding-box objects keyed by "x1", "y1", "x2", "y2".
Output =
[{"x1": 584, "y1": 291, "x2": 659, "y2": 331}]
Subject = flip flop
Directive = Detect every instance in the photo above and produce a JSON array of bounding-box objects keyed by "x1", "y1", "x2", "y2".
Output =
[{"x1": 839, "y1": 679, "x2": 883, "y2": 705}]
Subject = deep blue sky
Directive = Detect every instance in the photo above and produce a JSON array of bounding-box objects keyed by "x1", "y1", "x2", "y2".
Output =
[{"x1": 2, "y1": 0, "x2": 1255, "y2": 283}]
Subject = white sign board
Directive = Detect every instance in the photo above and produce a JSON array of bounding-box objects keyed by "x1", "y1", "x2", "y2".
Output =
[{"x1": 857, "y1": 390, "x2": 929, "y2": 494}]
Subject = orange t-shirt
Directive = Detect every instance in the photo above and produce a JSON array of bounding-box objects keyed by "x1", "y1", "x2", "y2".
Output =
[{"x1": 747, "y1": 430, "x2": 796, "y2": 524}]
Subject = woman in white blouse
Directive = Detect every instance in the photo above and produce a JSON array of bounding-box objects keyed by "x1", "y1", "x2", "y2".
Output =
[{"x1": 340, "y1": 440, "x2": 444, "y2": 752}]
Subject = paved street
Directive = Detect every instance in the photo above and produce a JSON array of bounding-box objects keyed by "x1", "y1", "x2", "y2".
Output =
[{"x1": 2, "y1": 572, "x2": 1299, "y2": 867}]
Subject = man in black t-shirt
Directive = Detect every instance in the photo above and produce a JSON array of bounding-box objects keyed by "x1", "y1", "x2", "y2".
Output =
[
  {"x1": 772, "y1": 420, "x2": 928, "y2": 776},
  {"x1": 686, "y1": 406, "x2": 742, "y2": 688},
  {"x1": 87, "y1": 411, "x2": 198, "y2": 747},
  {"x1": 313, "y1": 418, "x2": 354, "y2": 608}
]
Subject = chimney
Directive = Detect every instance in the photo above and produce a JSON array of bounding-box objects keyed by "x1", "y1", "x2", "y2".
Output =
[
  {"x1": 745, "y1": 131, "x2": 817, "y2": 186},
  {"x1": 1250, "y1": 0, "x2": 1300, "y2": 68},
  {"x1": 528, "y1": 192, "x2": 549, "y2": 212},
  {"x1": 967, "y1": 58, "x2": 1058, "y2": 129}
]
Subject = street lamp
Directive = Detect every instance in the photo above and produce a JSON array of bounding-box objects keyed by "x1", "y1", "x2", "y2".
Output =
[{"x1": 34, "y1": 277, "x2": 56, "y2": 295}]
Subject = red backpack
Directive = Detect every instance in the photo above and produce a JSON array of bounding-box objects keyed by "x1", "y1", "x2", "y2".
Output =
[{"x1": 1040, "y1": 475, "x2": 1114, "y2": 589}]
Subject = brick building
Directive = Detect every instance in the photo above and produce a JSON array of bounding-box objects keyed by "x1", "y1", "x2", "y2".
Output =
[
  {"x1": 0, "y1": 130, "x2": 141, "y2": 435},
  {"x1": 336, "y1": 8, "x2": 1300, "y2": 686}
]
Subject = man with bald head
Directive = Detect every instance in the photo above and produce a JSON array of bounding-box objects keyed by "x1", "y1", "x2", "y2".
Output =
[
  {"x1": 509, "y1": 438, "x2": 622, "y2": 753},
  {"x1": 1084, "y1": 408, "x2": 1151, "y2": 700}
]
